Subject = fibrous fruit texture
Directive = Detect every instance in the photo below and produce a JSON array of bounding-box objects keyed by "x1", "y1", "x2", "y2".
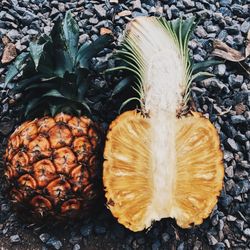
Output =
[
  {"x1": 4, "y1": 113, "x2": 102, "y2": 219},
  {"x1": 103, "y1": 17, "x2": 224, "y2": 231}
]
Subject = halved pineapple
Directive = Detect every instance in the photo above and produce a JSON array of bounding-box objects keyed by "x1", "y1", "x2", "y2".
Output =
[{"x1": 103, "y1": 17, "x2": 224, "y2": 231}]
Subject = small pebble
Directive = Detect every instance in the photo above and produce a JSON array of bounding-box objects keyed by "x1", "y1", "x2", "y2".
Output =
[
  {"x1": 243, "y1": 228, "x2": 250, "y2": 237},
  {"x1": 73, "y1": 244, "x2": 81, "y2": 250},
  {"x1": 39, "y1": 233, "x2": 50, "y2": 243},
  {"x1": 10, "y1": 235, "x2": 21, "y2": 243},
  {"x1": 207, "y1": 233, "x2": 218, "y2": 246}
]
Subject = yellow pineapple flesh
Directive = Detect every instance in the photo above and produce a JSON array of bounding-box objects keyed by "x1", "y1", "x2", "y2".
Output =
[{"x1": 104, "y1": 111, "x2": 224, "y2": 231}]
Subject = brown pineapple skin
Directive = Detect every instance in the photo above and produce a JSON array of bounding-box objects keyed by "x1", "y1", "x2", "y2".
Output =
[{"x1": 4, "y1": 113, "x2": 102, "y2": 220}]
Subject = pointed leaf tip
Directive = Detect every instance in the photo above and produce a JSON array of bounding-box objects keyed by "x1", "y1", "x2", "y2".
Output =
[
  {"x1": 29, "y1": 41, "x2": 47, "y2": 69},
  {"x1": 4, "y1": 52, "x2": 30, "y2": 86},
  {"x1": 63, "y1": 11, "x2": 79, "y2": 65}
]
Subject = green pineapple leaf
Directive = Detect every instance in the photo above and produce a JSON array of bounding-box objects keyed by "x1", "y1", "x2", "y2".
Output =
[
  {"x1": 5, "y1": 52, "x2": 30, "y2": 86},
  {"x1": 77, "y1": 34, "x2": 113, "y2": 69},
  {"x1": 62, "y1": 11, "x2": 79, "y2": 66},
  {"x1": 112, "y1": 77, "x2": 131, "y2": 97},
  {"x1": 29, "y1": 41, "x2": 48, "y2": 69}
]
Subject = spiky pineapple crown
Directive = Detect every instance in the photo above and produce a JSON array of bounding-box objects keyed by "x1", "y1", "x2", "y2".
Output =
[
  {"x1": 5, "y1": 11, "x2": 113, "y2": 119},
  {"x1": 110, "y1": 17, "x2": 220, "y2": 115}
]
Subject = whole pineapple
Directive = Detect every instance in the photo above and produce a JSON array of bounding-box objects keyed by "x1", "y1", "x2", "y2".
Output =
[{"x1": 4, "y1": 12, "x2": 112, "y2": 220}]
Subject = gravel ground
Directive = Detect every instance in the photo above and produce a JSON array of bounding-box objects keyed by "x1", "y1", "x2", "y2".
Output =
[{"x1": 0, "y1": 0, "x2": 250, "y2": 249}]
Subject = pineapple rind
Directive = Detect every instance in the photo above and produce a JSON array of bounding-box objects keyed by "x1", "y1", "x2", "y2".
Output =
[{"x1": 4, "y1": 113, "x2": 102, "y2": 220}]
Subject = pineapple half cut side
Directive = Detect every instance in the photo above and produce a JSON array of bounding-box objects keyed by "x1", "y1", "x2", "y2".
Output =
[{"x1": 103, "y1": 17, "x2": 224, "y2": 231}]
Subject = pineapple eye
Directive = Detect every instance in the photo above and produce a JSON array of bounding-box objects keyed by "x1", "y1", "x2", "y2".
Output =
[
  {"x1": 53, "y1": 147, "x2": 77, "y2": 174},
  {"x1": 18, "y1": 174, "x2": 37, "y2": 189},
  {"x1": 30, "y1": 196, "x2": 52, "y2": 210},
  {"x1": 37, "y1": 117, "x2": 56, "y2": 133},
  {"x1": 61, "y1": 199, "x2": 81, "y2": 214},
  {"x1": 46, "y1": 178, "x2": 71, "y2": 201},
  {"x1": 68, "y1": 117, "x2": 89, "y2": 136},
  {"x1": 19, "y1": 123, "x2": 38, "y2": 146},
  {"x1": 48, "y1": 125, "x2": 73, "y2": 149},
  {"x1": 72, "y1": 137, "x2": 92, "y2": 162},
  {"x1": 12, "y1": 152, "x2": 29, "y2": 168},
  {"x1": 33, "y1": 159, "x2": 56, "y2": 187}
]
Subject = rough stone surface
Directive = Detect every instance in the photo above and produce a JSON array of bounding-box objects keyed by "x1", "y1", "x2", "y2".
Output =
[{"x1": 0, "y1": 0, "x2": 249, "y2": 249}]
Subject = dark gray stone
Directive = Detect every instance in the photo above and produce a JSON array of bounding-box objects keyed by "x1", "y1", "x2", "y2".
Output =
[
  {"x1": 169, "y1": 5, "x2": 179, "y2": 18},
  {"x1": 241, "y1": 20, "x2": 250, "y2": 34},
  {"x1": 217, "y1": 64, "x2": 226, "y2": 76},
  {"x1": 137, "y1": 237, "x2": 145, "y2": 245},
  {"x1": 69, "y1": 236, "x2": 82, "y2": 245},
  {"x1": 58, "y1": 3, "x2": 65, "y2": 12},
  {"x1": 132, "y1": 11, "x2": 146, "y2": 18},
  {"x1": 112, "y1": 223, "x2": 125, "y2": 239},
  {"x1": 39, "y1": 233, "x2": 50, "y2": 243},
  {"x1": 193, "y1": 54, "x2": 204, "y2": 62},
  {"x1": 226, "y1": 215, "x2": 236, "y2": 221},
  {"x1": 206, "y1": 25, "x2": 220, "y2": 33},
  {"x1": 226, "y1": 24, "x2": 240, "y2": 35},
  {"x1": 238, "y1": 180, "x2": 250, "y2": 194},
  {"x1": 50, "y1": 7, "x2": 60, "y2": 18},
  {"x1": 10, "y1": 235, "x2": 21, "y2": 243},
  {"x1": 195, "y1": 26, "x2": 207, "y2": 38},
  {"x1": 89, "y1": 17, "x2": 98, "y2": 25},
  {"x1": 133, "y1": 0, "x2": 142, "y2": 10},
  {"x1": 26, "y1": 29, "x2": 39, "y2": 35},
  {"x1": 94, "y1": 5, "x2": 106, "y2": 18},
  {"x1": 83, "y1": 9, "x2": 94, "y2": 18},
  {"x1": 207, "y1": 233, "x2": 218, "y2": 246},
  {"x1": 239, "y1": 161, "x2": 250, "y2": 169},
  {"x1": 193, "y1": 241, "x2": 202, "y2": 250},
  {"x1": 235, "y1": 219, "x2": 244, "y2": 231},
  {"x1": 219, "y1": 193, "x2": 233, "y2": 207},
  {"x1": 231, "y1": 115, "x2": 246, "y2": 124},
  {"x1": 219, "y1": 219, "x2": 224, "y2": 231},
  {"x1": 177, "y1": 242, "x2": 185, "y2": 250},
  {"x1": 0, "y1": 119, "x2": 15, "y2": 136},
  {"x1": 226, "y1": 138, "x2": 240, "y2": 152},
  {"x1": 219, "y1": 0, "x2": 232, "y2": 7},
  {"x1": 1, "y1": 204, "x2": 10, "y2": 212},
  {"x1": 7, "y1": 29, "x2": 20, "y2": 41},
  {"x1": 217, "y1": 30, "x2": 228, "y2": 40},
  {"x1": 73, "y1": 244, "x2": 81, "y2": 250},
  {"x1": 225, "y1": 165, "x2": 234, "y2": 178},
  {"x1": 151, "y1": 240, "x2": 161, "y2": 250},
  {"x1": 212, "y1": 213, "x2": 219, "y2": 226},
  {"x1": 79, "y1": 34, "x2": 89, "y2": 44},
  {"x1": 80, "y1": 224, "x2": 93, "y2": 237},
  {"x1": 46, "y1": 238, "x2": 63, "y2": 250},
  {"x1": 243, "y1": 228, "x2": 250, "y2": 237},
  {"x1": 214, "y1": 242, "x2": 225, "y2": 250},
  {"x1": 231, "y1": 4, "x2": 248, "y2": 17},
  {"x1": 183, "y1": 0, "x2": 194, "y2": 8},
  {"x1": 94, "y1": 225, "x2": 106, "y2": 235},
  {"x1": 233, "y1": 35, "x2": 244, "y2": 46},
  {"x1": 218, "y1": 7, "x2": 231, "y2": 16},
  {"x1": 161, "y1": 233, "x2": 170, "y2": 242},
  {"x1": 21, "y1": 12, "x2": 37, "y2": 26}
]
